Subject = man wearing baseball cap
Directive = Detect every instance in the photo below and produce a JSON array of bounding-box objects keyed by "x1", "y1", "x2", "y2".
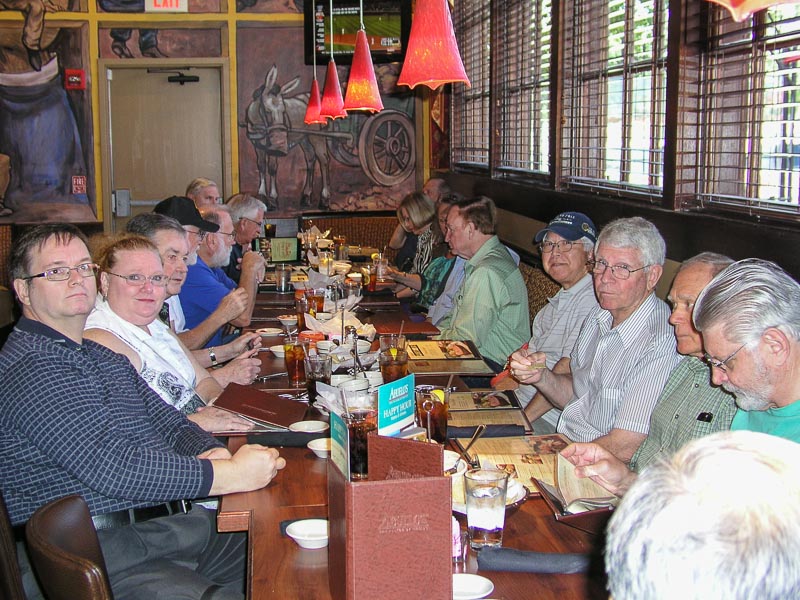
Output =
[
  {"x1": 154, "y1": 195, "x2": 219, "y2": 260},
  {"x1": 497, "y1": 212, "x2": 599, "y2": 433}
]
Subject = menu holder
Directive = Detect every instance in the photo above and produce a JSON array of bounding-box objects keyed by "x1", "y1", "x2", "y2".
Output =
[{"x1": 328, "y1": 436, "x2": 452, "y2": 600}]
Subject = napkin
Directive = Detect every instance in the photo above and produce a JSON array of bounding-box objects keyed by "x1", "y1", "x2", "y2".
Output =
[
  {"x1": 476, "y1": 547, "x2": 591, "y2": 574},
  {"x1": 247, "y1": 431, "x2": 327, "y2": 448},
  {"x1": 304, "y1": 311, "x2": 376, "y2": 341}
]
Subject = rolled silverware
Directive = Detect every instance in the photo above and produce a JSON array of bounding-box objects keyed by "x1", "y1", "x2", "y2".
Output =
[{"x1": 254, "y1": 372, "x2": 289, "y2": 382}]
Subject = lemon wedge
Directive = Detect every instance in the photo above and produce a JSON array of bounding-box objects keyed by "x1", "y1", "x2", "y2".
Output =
[
  {"x1": 431, "y1": 389, "x2": 446, "y2": 403},
  {"x1": 389, "y1": 348, "x2": 398, "y2": 359},
  {"x1": 370, "y1": 252, "x2": 381, "y2": 261}
]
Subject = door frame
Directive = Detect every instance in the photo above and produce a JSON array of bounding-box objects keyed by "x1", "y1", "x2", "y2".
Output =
[{"x1": 98, "y1": 58, "x2": 232, "y2": 233}]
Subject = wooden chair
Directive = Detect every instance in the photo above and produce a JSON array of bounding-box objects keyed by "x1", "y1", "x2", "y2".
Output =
[
  {"x1": 0, "y1": 492, "x2": 26, "y2": 600},
  {"x1": 25, "y1": 495, "x2": 113, "y2": 600}
]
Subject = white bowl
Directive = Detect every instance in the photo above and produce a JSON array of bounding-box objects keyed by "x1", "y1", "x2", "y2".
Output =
[
  {"x1": 286, "y1": 519, "x2": 329, "y2": 549},
  {"x1": 338, "y1": 378, "x2": 370, "y2": 393},
  {"x1": 316, "y1": 340, "x2": 336, "y2": 354},
  {"x1": 257, "y1": 327, "x2": 283, "y2": 337},
  {"x1": 270, "y1": 345, "x2": 286, "y2": 357},
  {"x1": 315, "y1": 312, "x2": 333, "y2": 322},
  {"x1": 307, "y1": 437, "x2": 331, "y2": 459},
  {"x1": 289, "y1": 420, "x2": 330, "y2": 433},
  {"x1": 330, "y1": 374, "x2": 354, "y2": 387},
  {"x1": 277, "y1": 315, "x2": 297, "y2": 328}
]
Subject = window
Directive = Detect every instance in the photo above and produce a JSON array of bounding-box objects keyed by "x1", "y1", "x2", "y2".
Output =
[
  {"x1": 560, "y1": 0, "x2": 668, "y2": 200},
  {"x1": 696, "y1": 6, "x2": 800, "y2": 215},
  {"x1": 452, "y1": 0, "x2": 491, "y2": 168}
]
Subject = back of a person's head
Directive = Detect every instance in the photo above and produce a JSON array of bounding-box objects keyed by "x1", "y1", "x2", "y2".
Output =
[
  {"x1": 694, "y1": 258, "x2": 800, "y2": 345},
  {"x1": 226, "y1": 192, "x2": 266, "y2": 223},
  {"x1": 606, "y1": 431, "x2": 800, "y2": 600},
  {"x1": 452, "y1": 196, "x2": 497, "y2": 235},
  {"x1": 185, "y1": 177, "x2": 217, "y2": 197},
  {"x1": 596, "y1": 216, "x2": 666, "y2": 266}
]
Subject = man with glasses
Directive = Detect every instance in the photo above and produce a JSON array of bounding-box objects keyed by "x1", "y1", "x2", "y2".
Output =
[
  {"x1": 559, "y1": 253, "x2": 737, "y2": 496},
  {"x1": 693, "y1": 258, "x2": 800, "y2": 441},
  {"x1": 2, "y1": 223, "x2": 285, "y2": 599},
  {"x1": 434, "y1": 195, "x2": 529, "y2": 370},
  {"x1": 499, "y1": 212, "x2": 599, "y2": 433},
  {"x1": 511, "y1": 217, "x2": 679, "y2": 462},
  {"x1": 180, "y1": 205, "x2": 265, "y2": 349},
  {"x1": 223, "y1": 193, "x2": 267, "y2": 284}
]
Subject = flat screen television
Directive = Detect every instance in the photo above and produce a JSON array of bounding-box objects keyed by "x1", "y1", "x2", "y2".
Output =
[{"x1": 304, "y1": 0, "x2": 411, "y2": 66}]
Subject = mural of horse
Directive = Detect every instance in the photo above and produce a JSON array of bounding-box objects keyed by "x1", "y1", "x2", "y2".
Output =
[{"x1": 244, "y1": 64, "x2": 330, "y2": 210}]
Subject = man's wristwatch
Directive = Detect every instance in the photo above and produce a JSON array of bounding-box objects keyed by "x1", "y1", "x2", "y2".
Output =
[{"x1": 208, "y1": 347, "x2": 219, "y2": 367}]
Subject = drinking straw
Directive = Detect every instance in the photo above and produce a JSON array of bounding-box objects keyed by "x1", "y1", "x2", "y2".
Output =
[
  {"x1": 398, "y1": 320, "x2": 405, "y2": 337},
  {"x1": 446, "y1": 373, "x2": 455, "y2": 391}
]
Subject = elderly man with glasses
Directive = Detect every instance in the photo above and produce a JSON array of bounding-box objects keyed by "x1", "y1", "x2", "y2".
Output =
[
  {"x1": 511, "y1": 217, "x2": 680, "y2": 462},
  {"x1": 222, "y1": 193, "x2": 268, "y2": 284},
  {"x1": 179, "y1": 205, "x2": 265, "y2": 350}
]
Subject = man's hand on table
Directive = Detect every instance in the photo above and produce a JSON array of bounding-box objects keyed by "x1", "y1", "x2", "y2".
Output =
[
  {"x1": 208, "y1": 444, "x2": 288, "y2": 495},
  {"x1": 217, "y1": 288, "x2": 250, "y2": 322},
  {"x1": 212, "y1": 349, "x2": 263, "y2": 387},
  {"x1": 560, "y1": 443, "x2": 636, "y2": 497},
  {"x1": 189, "y1": 406, "x2": 255, "y2": 433}
]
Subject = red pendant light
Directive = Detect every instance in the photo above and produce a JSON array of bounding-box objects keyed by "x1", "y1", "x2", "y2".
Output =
[
  {"x1": 319, "y1": 0, "x2": 347, "y2": 119},
  {"x1": 397, "y1": 0, "x2": 470, "y2": 90},
  {"x1": 320, "y1": 59, "x2": 347, "y2": 119},
  {"x1": 705, "y1": 0, "x2": 798, "y2": 21},
  {"x1": 344, "y1": 29, "x2": 384, "y2": 113},
  {"x1": 304, "y1": 77, "x2": 327, "y2": 124}
]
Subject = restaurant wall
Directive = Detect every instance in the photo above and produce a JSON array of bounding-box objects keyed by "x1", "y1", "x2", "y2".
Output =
[{"x1": 0, "y1": 0, "x2": 419, "y2": 226}]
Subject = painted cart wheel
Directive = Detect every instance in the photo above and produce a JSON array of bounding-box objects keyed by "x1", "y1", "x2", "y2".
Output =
[{"x1": 357, "y1": 110, "x2": 415, "y2": 187}]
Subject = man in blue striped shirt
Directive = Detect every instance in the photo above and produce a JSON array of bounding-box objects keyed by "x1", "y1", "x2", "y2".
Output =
[{"x1": 512, "y1": 217, "x2": 680, "y2": 462}]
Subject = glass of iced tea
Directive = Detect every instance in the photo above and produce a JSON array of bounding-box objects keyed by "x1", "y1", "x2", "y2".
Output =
[
  {"x1": 305, "y1": 354, "x2": 332, "y2": 403},
  {"x1": 305, "y1": 288, "x2": 326, "y2": 314},
  {"x1": 414, "y1": 385, "x2": 450, "y2": 443},
  {"x1": 342, "y1": 390, "x2": 378, "y2": 481},
  {"x1": 379, "y1": 349, "x2": 409, "y2": 383},
  {"x1": 295, "y1": 296, "x2": 309, "y2": 330},
  {"x1": 283, "y1": 336, "x2": 306, "y2": 386}
]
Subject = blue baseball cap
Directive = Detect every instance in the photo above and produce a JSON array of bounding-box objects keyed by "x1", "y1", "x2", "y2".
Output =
[{"x1": 534, "y1": 212, "x2": 597, "y2": 244}]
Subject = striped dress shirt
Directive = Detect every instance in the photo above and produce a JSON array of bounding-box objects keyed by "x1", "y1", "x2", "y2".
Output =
[{"x1": 557, "y1": 293, "x2": 680, "y2": 442}]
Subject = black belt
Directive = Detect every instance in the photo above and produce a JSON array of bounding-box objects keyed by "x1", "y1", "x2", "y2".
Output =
[{"x1": 91, "y1": 499, "x2": 192, "y2": 531}]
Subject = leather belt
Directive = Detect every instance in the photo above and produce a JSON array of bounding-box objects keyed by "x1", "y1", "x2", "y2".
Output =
[{"x1": 91, "y1": 499, "x2": 192, "y2": 531}]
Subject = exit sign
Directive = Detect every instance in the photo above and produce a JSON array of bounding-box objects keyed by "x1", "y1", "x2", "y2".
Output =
[{"x1": 145, "y1": 0, "x2": 187, "y2": 12}]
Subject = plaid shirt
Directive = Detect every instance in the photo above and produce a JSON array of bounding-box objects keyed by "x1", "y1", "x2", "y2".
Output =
[
  {"x1": 630, "y1": 356, "x2": 736, "y2": 472},
  {"x1": 0, "y1": 318, "x2": 220, "y2": 525}
]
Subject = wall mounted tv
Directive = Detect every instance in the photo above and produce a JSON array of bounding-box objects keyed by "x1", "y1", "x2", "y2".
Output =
[{"x1": 304, "y1": 0, "x2": 411, "y2": 66}]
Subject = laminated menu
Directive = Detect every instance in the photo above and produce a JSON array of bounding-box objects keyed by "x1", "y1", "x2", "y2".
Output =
[
  {"x1": 406, "y1": 340, "x2": 494, "y2": 376},
  {"x1": 212, "y1": 383, "x2": 308, "y2": 430},
  {"x1": 447, "y1": 390, "x2": 532, "y2": 431}
]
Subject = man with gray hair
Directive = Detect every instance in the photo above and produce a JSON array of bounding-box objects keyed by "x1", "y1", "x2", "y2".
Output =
[
  {"x1": 223, "y1": 193, "x2": 267, "y2": 284},
  {"x1": 180, "y1": 205, "x2": 265, "y2": 349},
  {"x1": 185, "y1": 177, "x2": 221, "y2": 209},
  {"x1": 512, "y1": 217, "x2": 679, "y2": 461},
  {"x1": 693, "y1": 258, "x2": 800, "y2": 441},
  {"x1": 606, "y1": 431, "x2": 800, "y2": 600}
]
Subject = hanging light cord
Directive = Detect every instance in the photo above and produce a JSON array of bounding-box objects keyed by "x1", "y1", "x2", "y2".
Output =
[
  {"x1": 329, "y1": 0, "x2": 335, "y2": 61},
  {"x1": 359, "y1": 0, "x2": 365, "y2": 32}
]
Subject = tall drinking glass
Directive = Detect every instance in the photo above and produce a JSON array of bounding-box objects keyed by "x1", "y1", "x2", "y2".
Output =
[
  {"x1": 305, "y1": 354, "x2": 332, "y2": 403},
  {"x1": 465, "y1": 469, "x2": 509, "y2": 549},
  {"x1": 283, "y1": 336, "x2": 306, "y2": 386},
  {"x1": 342, "y1": 389, "x2": 378, "y2": 481}
]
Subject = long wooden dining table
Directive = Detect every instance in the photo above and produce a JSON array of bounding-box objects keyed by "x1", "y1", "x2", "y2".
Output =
[{"x1": 218, "y1": 441, "x2": 607, "y2": 600}]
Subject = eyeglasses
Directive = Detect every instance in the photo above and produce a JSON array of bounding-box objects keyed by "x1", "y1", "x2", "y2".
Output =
[
  {"x1": 703, "y1": 344, "x2": 746, "y2": 373},
  {"x1": 24, "y1": 263, "x2": 98, "y2": 282},
  {"x1": 539, "y1": 240, "x2": 575, "y2": 254},
  {"x1": 183, "y1": 228, "x2": 207, "y2": 241},
  {"x1": 242, "y1": 216, "x2": 265, "y2": 228},
  {"x1": 217, "y1": 231, "x2": 236, "y2": 241},
  {"x1": 589, "y1": 259, "x2": 651, "y2": 280},
  {"x1": 106, "y1": 272, "x2": 168, "y2": 287}
]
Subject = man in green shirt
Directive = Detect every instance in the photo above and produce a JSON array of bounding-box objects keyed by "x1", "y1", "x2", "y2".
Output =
[
  {"x1": 435, "y1": 195, "x2": 529, "y2": 370},
  {"x1": 560, "y1": 252, "x2": 736, "y2": 495}
]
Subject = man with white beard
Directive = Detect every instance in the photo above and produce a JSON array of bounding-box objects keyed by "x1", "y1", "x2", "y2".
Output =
[
  {"x1": 179, "y1": 205, "x2": 265, "y2": 350},
  {"x1": 693, "y1": 258, "x2": 800, "y2": 441}
]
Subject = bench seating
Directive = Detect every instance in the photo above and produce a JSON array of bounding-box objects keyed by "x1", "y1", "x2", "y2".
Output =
[
  {"x1": 300, "y1": 213, "x2": 398, "y2": 262},
  {"x1": 519, "y1": 261, "x2": 560, "y2": 325}
]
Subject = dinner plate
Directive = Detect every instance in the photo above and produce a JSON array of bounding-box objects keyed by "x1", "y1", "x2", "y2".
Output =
[
  {"x1": 452, "y1": 574, "x2": 494, "y2": 599},
  {"x1": 289, "y1": 420, "x2": 330, "y2": 433},
  {"x1": 452, "y1": 480, "x2": 529, "y2": 515},
  {"x1": 257, "y1": 327, "x2": 283, "y2": 336}
]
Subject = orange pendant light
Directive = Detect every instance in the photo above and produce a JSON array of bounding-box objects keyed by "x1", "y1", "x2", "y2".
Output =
[
  {"x1": 344, "y1": 29, "x2": 384, "y2": 113},
  {"x1": 397, "y1": 0, "x2": 470, "y2": 90},
  {"x1": 320, "y1": 59, "x2": 347, "y2": 119},
  {"x1": 706, "y1": 0, "x2": 798, "y2": 21},
  {"x1": 304, "y1": 76, "x2": 327, "y2": 124}
]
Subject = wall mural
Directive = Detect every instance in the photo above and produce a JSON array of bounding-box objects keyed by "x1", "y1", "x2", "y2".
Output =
[
  {"x1": 237, "y1": 25, "x2": 416, "y2": 213},
  {"x1": 0, "y1": 14, "x2": 95, "y2": 224}
]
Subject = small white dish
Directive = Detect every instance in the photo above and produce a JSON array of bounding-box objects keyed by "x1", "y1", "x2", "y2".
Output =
[
  {"x1": 307, "y1": 437, "x2": 331, "y2": 459},
  {"x1": 286, "y1": 519, "x2": 329, "y2": 549},
  {"x1": 257, "y1": 327, "x2": 283, "y2": 337},
  {"x1": 289, "y1": 420, "x2": 330, "y2": 433},
  {"x1": 452, "y1": 574, "x2": 494, "y2": 599},
  {"x1": 277, "y1": 315, "x2": 297, "y2": 328},
  {"x1": 269, "y1": 345, "x2": 286, "y2": 357},
  {"x1": 316, "y1": 340, "x2": 336, "y2": 354},
  {"x1": 315, "y1": 312, "x2": 333, "y2": 322}
]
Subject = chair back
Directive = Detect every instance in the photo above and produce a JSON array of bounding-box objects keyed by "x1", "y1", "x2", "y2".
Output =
[
  {"x1": 0, "y1": 492, "x2": 25, "y2": 600},
  {"x1": 25, "y1": 495, "x2": 113, "y2": 600}
]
